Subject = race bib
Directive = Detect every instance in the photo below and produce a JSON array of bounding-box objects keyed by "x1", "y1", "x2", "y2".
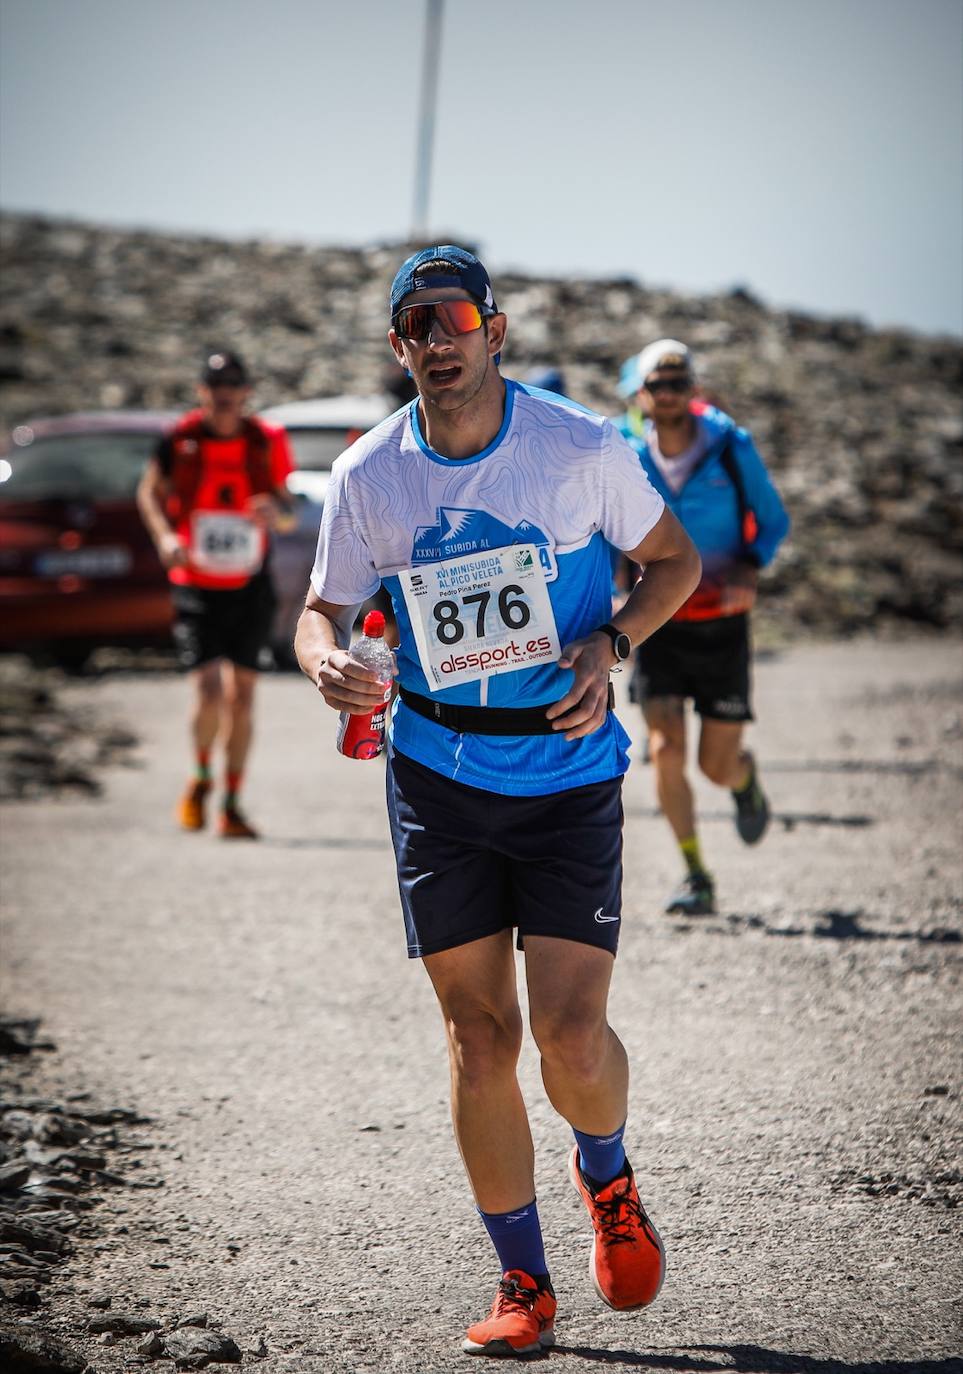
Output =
[
  {"x1": 399, "y1": 543, "x2": 561, "y2": 692},
  {"x1": 190, "y1": 512, "x2": 262, "y2": 576}
]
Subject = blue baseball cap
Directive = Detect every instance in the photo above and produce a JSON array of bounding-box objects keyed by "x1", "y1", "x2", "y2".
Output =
[{"x1": 389, "y1": 245, "x2": 498, "y2": 318}]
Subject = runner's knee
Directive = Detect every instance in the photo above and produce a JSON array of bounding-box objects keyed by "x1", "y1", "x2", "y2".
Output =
[
  {"x1": 530, "y1": 1007, "x2": 610, "y2": 1087},
  {"x1": 443, "y1": 1004, "x2": 524, "y2": 1092},
  {"x1": 698, "y1": 742, "x2": 741, "y2": 786},
  {"x1": 195, "y1": 670, "x2": 223, "y2": 707},
  {"x1": 224, "y1": 676, "x2": 256, "y2": 714},
  {"x1": 649, "y1": 733, "x2": 685, "y2": 777}
]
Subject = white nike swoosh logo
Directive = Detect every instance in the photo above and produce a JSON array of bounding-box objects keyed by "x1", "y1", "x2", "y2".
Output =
[{"x1": 594, "y1": 908, "x2": 620, "y2": 923}]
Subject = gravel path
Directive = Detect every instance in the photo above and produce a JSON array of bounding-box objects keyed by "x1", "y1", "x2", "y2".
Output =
[{"x1": 1, "y1": 638, "x2": 961, "y2": 1373}]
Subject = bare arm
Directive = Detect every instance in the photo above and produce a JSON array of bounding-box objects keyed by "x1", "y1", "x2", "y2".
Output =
[
  {"x1": 136, "y1": 458, "x2": 187, "y2": 569},
  {"x1": 545, "y1": 508, "x2": 701, "y2": 740},
  {"x1": 295, "y1": 591, "x2": 396, "y2": 715}
]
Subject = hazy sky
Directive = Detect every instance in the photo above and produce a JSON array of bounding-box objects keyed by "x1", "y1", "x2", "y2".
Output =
[{"x1": 1, "y1": 0, "x2": 961, "y2": 336}]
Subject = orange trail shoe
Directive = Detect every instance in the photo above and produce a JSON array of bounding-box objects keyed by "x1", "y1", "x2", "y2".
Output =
[
  {"x1": 177, "y1": 780, "x2": 211, "y2": 831},
  {"x1": 217, "y1": 805, "x2": 260, "y2": 840},
  {"x1": 462, "y1": 1269, "x2": 556, "y2": 1358},
  {"x1": 569, "y1": 1145, "x2": 665, "y2": 1310}
]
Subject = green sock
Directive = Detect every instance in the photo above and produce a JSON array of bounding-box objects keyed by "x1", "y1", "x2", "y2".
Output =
[{"x1": 679, "y1": 835, "x2": 706, "y2": 876}]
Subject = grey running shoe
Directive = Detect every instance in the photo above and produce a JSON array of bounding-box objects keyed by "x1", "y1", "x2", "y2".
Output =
[
  {"x1": 732, "y1": 761, "x2": 770, "y2": 845},
  {"x1": 664, "y1": 871, "x2": 715, "y2": 916}
]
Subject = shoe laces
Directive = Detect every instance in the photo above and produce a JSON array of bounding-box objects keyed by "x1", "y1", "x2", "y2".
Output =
[
  {"x1": 491, "y1": 1274, "x2": 540, "y2": 1317},
  {"x1": 592, "y1": 1181, "x2": 654, "y2": 1248}
]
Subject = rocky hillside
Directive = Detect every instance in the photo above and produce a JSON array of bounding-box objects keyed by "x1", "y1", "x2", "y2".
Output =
[{"x1": 1, "y1": 212, "x2": 960, "y2": 635}]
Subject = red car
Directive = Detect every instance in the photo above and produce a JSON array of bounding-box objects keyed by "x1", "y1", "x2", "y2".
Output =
[
  {"x1": 0, "y1": 410, "x2": 327, "y2": 669},
  {"x1": 0, "y1": 401, "x2": 397, "y2": 670},
  {"x1": 0, "y1": 412, "x2": 180, "y2": 668}
]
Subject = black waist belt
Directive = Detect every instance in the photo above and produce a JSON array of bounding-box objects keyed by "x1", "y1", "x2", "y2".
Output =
[{"x1": 398, "y1": 684, "x2": 614, "y2": 737}]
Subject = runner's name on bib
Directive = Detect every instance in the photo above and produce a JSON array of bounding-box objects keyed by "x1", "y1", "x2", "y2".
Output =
[
  {"x1": 399, "y1": 543, "x2": 561, "y2": 692},
  {"x1": 190, "y1": 512, "x2": 262, "y2": 576}
]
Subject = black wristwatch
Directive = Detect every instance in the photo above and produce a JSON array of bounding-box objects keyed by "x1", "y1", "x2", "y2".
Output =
[{"x1": 596, "y1": 623, "x2": 632, "y2": 664}]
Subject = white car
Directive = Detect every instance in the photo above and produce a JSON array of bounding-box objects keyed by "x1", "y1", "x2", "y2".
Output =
[
  {"x1": 263, "y1": 394, "x2": 396, "y2": 656},
  {"x1": 264, "y1": 394, "x2": 395, "y2": 505}
]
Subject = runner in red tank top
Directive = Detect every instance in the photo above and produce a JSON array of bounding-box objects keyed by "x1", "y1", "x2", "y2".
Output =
[{"x1": 137, "y1": 350, "x2": 296, "y2": 838}]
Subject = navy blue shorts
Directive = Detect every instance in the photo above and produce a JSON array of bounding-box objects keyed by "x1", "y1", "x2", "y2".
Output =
[{"x1": 386, "y1": 748, "x2": 624, "y2": 960}]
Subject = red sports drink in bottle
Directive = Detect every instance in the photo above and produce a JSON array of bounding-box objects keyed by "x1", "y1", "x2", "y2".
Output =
[{"x1": 336, "y1": 610, "x2": 395, "y2": 760}]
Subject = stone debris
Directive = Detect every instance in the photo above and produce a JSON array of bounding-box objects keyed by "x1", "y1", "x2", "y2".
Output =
[
  {"x1": 1, "y1": 1018, "x2": 249, "y2": 1368},
  {"x1": 0, "y1": 1015, "x2": 163, "y2": 1337},
  {"x1": 86, "y1": 1311, "x2": 161, "y2": 1335},
  {"x1": 1, "y1": 210, "x2": 961, "y2": 638},
  {"x1": 0, "y1": 1323, "x2": 88, "y2": 1373},
  {"x1": 160, "y1": 1325, "x2": 243, "y2": 1368},
  {"x1": 0, "y1": 661, "x2": 140, "y2": 802}
]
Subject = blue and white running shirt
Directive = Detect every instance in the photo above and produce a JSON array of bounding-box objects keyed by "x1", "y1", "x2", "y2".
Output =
[{"x1": 310, "y1": 381, "x2": 665, "y2": 796}]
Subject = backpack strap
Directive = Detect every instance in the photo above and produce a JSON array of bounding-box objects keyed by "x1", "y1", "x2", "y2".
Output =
[
  {"x1": 166, "y1": 415, "x2": 275, "y2": 518},
  {"x1": 240, "y1": 417, "x2": 275, "y2": 496},
  {"x1": 717, "y1": 437, "x2": 759, "y2": 555},
  {"x1": 166, "y1": 416, "x2": 206, "y2": 519}
]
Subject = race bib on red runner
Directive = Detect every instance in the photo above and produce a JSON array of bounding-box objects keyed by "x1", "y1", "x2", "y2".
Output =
[
  {"x1": 190, "y1": 512, "x2": 262, "y2": 576},
  {"x1": 399, "y1": 543, "x2": 561, "y2": 692}
]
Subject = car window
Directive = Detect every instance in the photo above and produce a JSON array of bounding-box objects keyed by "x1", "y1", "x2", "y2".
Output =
[
  {"x1": 0, "y1": 432, "x2": 159, "y2": 502},
  {"x1": 285, "y1": 427, "x2": 355, "y2": 473}
]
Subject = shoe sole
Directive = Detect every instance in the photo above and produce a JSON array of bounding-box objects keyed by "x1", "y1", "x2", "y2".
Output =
[
  {"x1": 462, "y1": 1329, "x2": 555, "y2": 1357},
  {"x1": 663, "y1": 899, "x2": 715, "y2": 916},
  {"x1": 568, "y1": 1150, "x2": 666, "y2": 1311}
]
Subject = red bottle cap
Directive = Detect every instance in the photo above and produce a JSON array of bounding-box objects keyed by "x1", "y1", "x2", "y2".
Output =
[{"x1": 362, "y1": 610, "x2": 386, "y2": 637}]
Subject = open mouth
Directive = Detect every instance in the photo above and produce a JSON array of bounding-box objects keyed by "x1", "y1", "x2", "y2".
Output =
[{"x1": 427, "y1": 363, "x2": 462, "y2": 387}]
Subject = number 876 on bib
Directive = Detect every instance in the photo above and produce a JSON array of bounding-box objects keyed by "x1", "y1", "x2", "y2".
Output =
[{"x1": 400, "y1": 543, "x2": 562, "y2": 692}]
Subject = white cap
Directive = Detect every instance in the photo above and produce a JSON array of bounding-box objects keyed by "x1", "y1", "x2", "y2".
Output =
[
  {"x1": 637, "y1": 338, "x2": 692, "y2": 381},
  {"x1": 616, "y1": 338, "x2": 693, "y2": 398}
]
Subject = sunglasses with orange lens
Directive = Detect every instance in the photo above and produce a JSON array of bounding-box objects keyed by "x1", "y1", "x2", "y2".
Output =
[{"x1": 392, "y1": 299, "x2": 494, "y2": 342}]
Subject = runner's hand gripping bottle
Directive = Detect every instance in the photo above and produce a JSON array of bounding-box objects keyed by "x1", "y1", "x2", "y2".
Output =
[{"x1": 336, "y1": 610, "x2": 395, "y2": 760}]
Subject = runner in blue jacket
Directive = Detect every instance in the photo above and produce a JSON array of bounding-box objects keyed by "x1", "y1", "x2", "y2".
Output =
[{"x1": 615, "y1": 339, "x2": 790, "y2": 915}]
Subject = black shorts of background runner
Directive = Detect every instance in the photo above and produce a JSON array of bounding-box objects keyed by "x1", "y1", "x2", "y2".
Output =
[
  {"x1": 386, "y1": 748, "x2": 624, "y2": 959},
  {"x1": 170, "y1": 567, "x2": 277, "y2": 672},
  {"x1": 630, "y1": 612, "x2": 753, "y2": 722}
]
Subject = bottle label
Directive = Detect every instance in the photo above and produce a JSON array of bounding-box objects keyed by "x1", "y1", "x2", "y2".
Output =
[
  {"x1": 398, "y1": 543, "x2": 560, "y2": 692},
  {"x1": 337, "y1": 701, "x2": 389, "y2": 760}
]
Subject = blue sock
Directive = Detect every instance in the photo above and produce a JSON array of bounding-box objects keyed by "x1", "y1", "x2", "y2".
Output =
[
  {"x1": 573, "y1": 1121, "x2": 627, "y2": 1188},
  {"x1": 478, "y1": 1199, "x2": 547, "y2": 1279}
]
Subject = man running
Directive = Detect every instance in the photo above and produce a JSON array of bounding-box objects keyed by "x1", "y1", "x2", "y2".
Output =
[
  {"x1": 296, "y1": 247, "x2": 701, "y2": 1356},
  {"x1": 137, "y1": 350, "x2": 296, "y2": 838},
  {"x1": 614, "y1": 339, "x2": 789, "y2": 916}
]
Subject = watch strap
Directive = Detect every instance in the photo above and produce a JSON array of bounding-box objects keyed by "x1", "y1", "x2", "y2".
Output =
[{"x1": 596, "y1": 622, "x2": 631, "y2": 661}]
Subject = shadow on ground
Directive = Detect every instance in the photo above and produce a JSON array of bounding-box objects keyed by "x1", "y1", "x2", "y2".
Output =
[
  {"x1": 547, "y1": 1342, "x2": 963, "y2": 1372},
  {"x1": 623, "y1": 805, "x2": 875, "y2": 830},
  {"x1": 670, "y1": 909, "x2": 961, "y2": 944}
]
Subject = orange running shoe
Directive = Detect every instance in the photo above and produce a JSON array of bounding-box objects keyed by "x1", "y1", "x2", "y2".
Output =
[
  {"x1": 177, "y1": 780, "x2": 211, "y2": 831},
  {"x1": 569, "y1": 1146, "x2": 665, "y2": 1310},
  {"x1": 217, "y1": 805, "x2": 260, "y2": 840},
  {"x1": 462, "y1": 1269, "x2": 556, "y2": 1357}
]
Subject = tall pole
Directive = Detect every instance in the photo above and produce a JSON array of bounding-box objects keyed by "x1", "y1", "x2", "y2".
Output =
[{"x1": 411, "y1": 0, "x2": 444, "y2": 240}]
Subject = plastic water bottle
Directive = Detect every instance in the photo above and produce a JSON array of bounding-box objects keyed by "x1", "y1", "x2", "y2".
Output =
[{"x1": 336, "y1": 610, "x2": 395, "y2": 760}]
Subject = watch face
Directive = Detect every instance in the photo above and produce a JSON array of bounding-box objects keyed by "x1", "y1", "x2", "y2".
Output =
[{"x1": 615, "y1": 633, "x2": 631, "y2": 661}]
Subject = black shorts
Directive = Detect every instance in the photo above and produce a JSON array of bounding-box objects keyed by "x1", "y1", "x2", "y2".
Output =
[
  {"x1": 386, "y1": 748, "x2": 624, "y2": 959},
  {"x1": 631, "y1": 613, "x2": 753, "y2": 722},
  {"x1": 170, "y1": 568, "x2": 276, "y2": 672}
]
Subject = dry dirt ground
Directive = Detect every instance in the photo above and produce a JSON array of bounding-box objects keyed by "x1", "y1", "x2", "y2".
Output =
[{"x1": 1, "y1": 637, "x2": 961, "y2": 1374}]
